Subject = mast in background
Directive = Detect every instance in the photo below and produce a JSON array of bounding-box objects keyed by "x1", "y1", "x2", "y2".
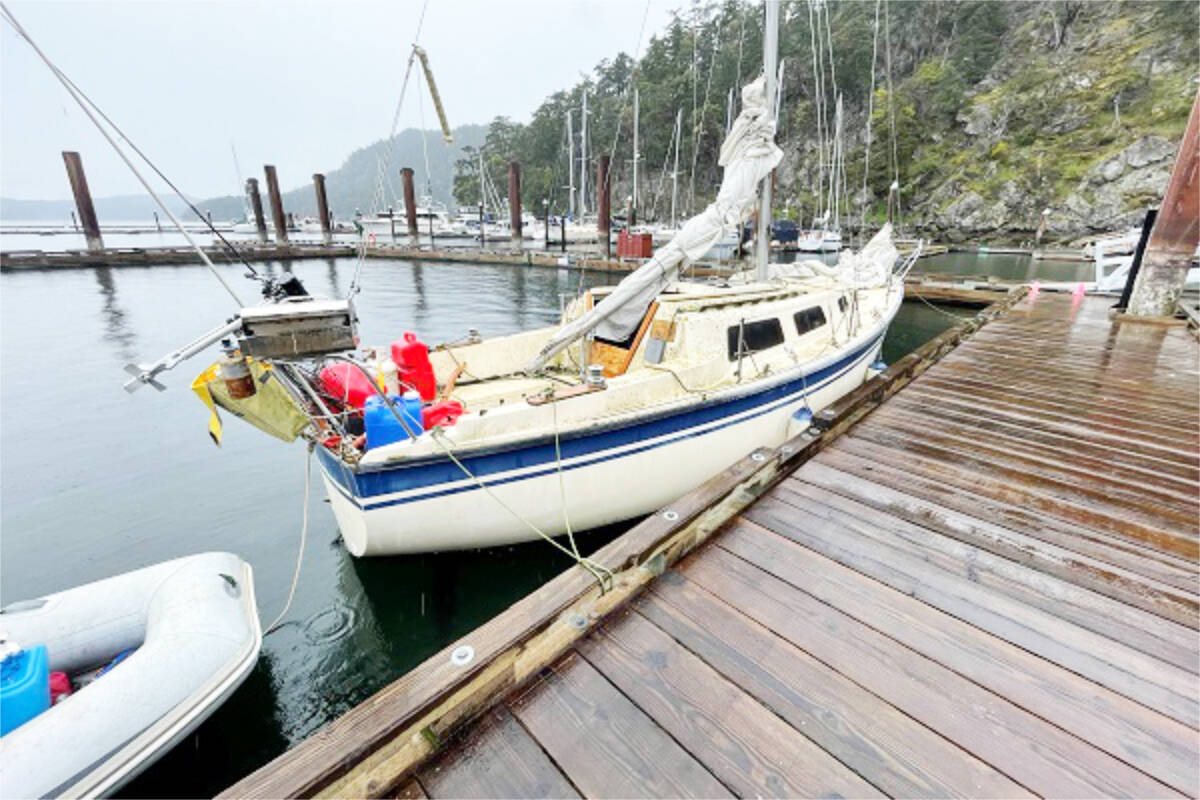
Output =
[
  {"x1": 579, "y1": 90, "x2": 589, "y2": 218},
  {"x1": 755, "y1": 0, "x2": 779, "y2": 280},
  {"x1": 567, "y1": 110, "x2": 575, "y2": 219},
  {"x1": 632, "y1": 87, "x2": 639, "y2": 227}
]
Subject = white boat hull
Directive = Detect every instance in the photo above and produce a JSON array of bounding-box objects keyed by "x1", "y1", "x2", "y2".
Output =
[{"x1": 318, "y1": 301, "x2": 894, "y2": 555}]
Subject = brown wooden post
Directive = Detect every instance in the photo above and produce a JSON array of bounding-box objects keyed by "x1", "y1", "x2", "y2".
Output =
[
  {"x1": 263, "y1": 164, "x2": 288, "y2": 243},
  {"x1": 508, "y1": 162, "x2": 522, "y2": 245},
  {"x1": 597, "y1": 154, "x2": 611, "y2": 258},
  {"x1": 61, "y1": 151, "x2": 103, "y2": 252},
  {"x1": 1127, "y1": 91, "x2": 1200, "y2": 317},
  {"x1": 401, "y1": 168, "x2": 419, "y2": 238},
  {"x1": 312, "y1": 173, "x2": 332, "y2": 245},
  {"x1": 246, "y1": 178, "x2": 268, "y2": 243}
]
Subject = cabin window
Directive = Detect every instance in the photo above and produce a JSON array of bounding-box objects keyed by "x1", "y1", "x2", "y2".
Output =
[
  {"x1": 838, "y1": 296, "x2": 848, "y2": 313},
  {"x1": 727, "y1": 318, "x2": 785, "y2": 361},
  {"x1": 794, "y1": 306, "x2": 828, "y2": 337}
]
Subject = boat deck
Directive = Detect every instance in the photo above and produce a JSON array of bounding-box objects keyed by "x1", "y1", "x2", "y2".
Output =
[{"x1": 224, "y1": 291, "x2": 1199, "y2": 799}]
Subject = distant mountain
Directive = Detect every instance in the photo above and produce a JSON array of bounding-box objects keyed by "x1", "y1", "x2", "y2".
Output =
[
  {"x1": 194, "y1": 124, "x2": 487, "y2": 222},
  {"x1": 0, "y1": 194, "x2": 189, "y2": 223}
]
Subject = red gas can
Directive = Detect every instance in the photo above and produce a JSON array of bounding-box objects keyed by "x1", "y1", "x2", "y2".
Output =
[
  {"x1": 391, "y1": 332, "x2": 437, "y2": 401},
  {"x1": 318, "y1": 363, "x2": 375, "y2": 410},
  {"x1": 422, "y1": 400, "x2": 464, "y2": 429}
]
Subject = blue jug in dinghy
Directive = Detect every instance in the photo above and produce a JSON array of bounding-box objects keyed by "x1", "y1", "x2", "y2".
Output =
[
  {"x1": 1, "y1": 644, "x2": 49, "y2": 735},
  {"x1": 364, "y1": 392, "x2": 423, "y2": 450}
]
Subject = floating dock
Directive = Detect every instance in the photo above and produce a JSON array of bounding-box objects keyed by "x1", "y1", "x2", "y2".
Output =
[
  {"x1": 0, "y1": 240, "x2": 946, "y2": 272},
  {"x1": 222, "y1": 289, "x2": 1198, "y2": 799}
]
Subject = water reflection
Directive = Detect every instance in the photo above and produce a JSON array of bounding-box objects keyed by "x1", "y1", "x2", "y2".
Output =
[
  {"x1": 93, "y1": 266, "x2": 137, "y2": 361},
  {"x1": 324, "y1": 258, "x2": 341, "y2": 297},
  {"x1": 411, "y1": 261, "x2": 429, "y2": 327}
]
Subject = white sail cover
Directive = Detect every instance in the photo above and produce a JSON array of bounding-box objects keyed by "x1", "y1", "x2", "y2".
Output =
[{"x1": 527, "y1": 76, "x2": 783, "y2": 372}]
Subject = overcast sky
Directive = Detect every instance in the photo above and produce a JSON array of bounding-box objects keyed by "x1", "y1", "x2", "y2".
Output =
[{"x1": 1, "y1": 0, "x2": 680, "y2": 201}]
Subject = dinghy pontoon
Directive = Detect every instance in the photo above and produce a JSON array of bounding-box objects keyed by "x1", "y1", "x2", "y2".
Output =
[{"x1": 0, "y1": 552, "x2": 261, "y2": 798}]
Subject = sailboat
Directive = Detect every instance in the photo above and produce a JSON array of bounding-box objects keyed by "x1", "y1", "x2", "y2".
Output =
[
  {"x1": 120, "y1": 6, "x2": 909, "y2": 558},
  {"x1": 134, "y1": 73, "x2": 907, "y2": 557}
]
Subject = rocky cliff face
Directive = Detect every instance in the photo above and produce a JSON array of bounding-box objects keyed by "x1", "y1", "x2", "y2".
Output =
[{"x1": 776, "y1": 1, "x2": 1197, "y2": 244}]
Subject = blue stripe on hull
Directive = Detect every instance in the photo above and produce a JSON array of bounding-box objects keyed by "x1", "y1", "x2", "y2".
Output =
[{"x1": 318, "y1": 332, "x2": 883, "y2": 510}]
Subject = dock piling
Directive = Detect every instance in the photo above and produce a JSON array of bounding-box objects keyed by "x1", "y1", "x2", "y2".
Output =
[
  {"x1": 401, "y1": 168, "x2": 419, "y2": 238},
  {"x1": 1127, "y1": 90, "x2": 1200, "y2": 317},
  {"x1": 312, "y1": 173, "x2": 333, "y2": 245},
  {"x1": 246, "y1": 178, "x2": 268, "y2": 243},
  {"x1": 263, "y1": 165, "x2": 288, "y2": 244},
  {"x1": 61, "y1": 151, "x2": 102, "y2": 252},
  {"x1": 597, "y1": 154, "x2": 611, "y2": 258},
  {"x1": 508, "y1": 162, "x2": 522, "y2": 245}
]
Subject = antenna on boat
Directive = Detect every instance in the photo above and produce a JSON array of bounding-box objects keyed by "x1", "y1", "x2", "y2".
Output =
[{"x1": 755, "y1": 0, "x2": 780, "y2": 281}]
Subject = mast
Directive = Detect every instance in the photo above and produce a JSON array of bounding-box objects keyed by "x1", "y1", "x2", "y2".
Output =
[
  {"x1": 671, "y1": 108, "x2": 682, "y2": 229},
  {"x1": 479, "y1": 149, "x2": 486, "y2": 243},
  {"x1": 579, "y1": 90, "x2": 588, "y2": 218},
  {"x1": 567, "y1": 110, "x2": 575, "y2": 219},
  {"x1": 755, "y1": 0, "x2": 779, "y2": 279},
  {"x1": 632, "y1": 87, "x2": 639, "y2": 226}
]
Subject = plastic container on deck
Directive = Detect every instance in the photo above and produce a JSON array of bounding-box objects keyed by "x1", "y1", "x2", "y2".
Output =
[
  {"x1": 422, "y1": 400, "x2": 464, "y2": 429},
  {"x1": 364, "y1": 392, "x2": 423, "y2": 449},
  {"x1": 1, "y1": 645, "x2": 50, "y2": 736},
  {"x1": 319, "y1": 364, "x2": 376, "y2": 410},
  {"x1": 391, "y1": 333, "x2": 437, "y2": 401}
]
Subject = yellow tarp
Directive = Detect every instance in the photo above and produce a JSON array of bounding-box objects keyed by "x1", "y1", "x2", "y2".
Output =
[{"x1": 192, "y1": 358, "x2": 310, "y2": 445}]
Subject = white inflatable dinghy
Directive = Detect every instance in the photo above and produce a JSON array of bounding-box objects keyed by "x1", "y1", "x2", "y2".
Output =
[{"x1": 0, "y1": 552, "x2": 261, "y2": 798}]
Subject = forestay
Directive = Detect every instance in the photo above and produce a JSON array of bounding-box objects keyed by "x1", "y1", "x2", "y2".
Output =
[{"x1": 526, "y1": 76, "x2": 783, "y2": 372}]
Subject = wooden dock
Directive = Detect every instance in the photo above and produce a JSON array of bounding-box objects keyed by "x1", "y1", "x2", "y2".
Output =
[{"x1": 222, "y1": 288, "x2": 1198, "y2": 799}]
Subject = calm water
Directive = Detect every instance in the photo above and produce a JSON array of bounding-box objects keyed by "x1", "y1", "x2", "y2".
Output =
[{"x1": 2, "y1": 256, "x2": 968, "y2": 796}]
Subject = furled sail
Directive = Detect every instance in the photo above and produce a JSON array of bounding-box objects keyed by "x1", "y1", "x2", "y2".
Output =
[{"x1": 526, "y1": 75, "x2": 783, "y2": 373}]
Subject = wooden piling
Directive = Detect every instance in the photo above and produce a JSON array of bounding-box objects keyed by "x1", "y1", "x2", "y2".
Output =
[
  {"x1": 401, "y1": 168, "x2": 419, "y2": 238},
  {"x1": 1127, "y1": 90, "x2": 1199, "y2": 317},
  {"x1": 263, "y1": 165, "x2": 288, "y2": 244},
  {"x1": 61, "y1": 151, "x2": 102, "y2": 252},
  {"x1": 246, "y1": 178, "x2": 268, "y2": 243},
  {"x1": 597, "y1": 154, "x2": 611, "y2": 258},
  {"x1": 313, "y1": 173, "x2": 333, "y2": 245},
  {"x1": 508, "y1": 162, "x2": 522, "y2": 244}
]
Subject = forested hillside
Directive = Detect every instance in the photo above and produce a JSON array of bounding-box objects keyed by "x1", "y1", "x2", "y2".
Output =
[
  {"x1": 196, "y1": 124, "x2": 485, "y2": 221},
  {"x1": 456, "y1": 0, "x2": 1197, "y2": 242}
]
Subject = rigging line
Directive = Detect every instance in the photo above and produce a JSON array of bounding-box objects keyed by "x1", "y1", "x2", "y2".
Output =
[
  {"x1": 1, "y1": 3, "x2": 245, "y2": 305},
  {"x1": 416, "y1": 69, "x2": 433, "y2": 199},
  {"x1": 430, "y1": 428, "x2": 613, "y2": 592},
  {"x1": 551, "y1": 400, "x2": 584, "y2": 563},
  {"x1": 807, "y1": 0, "x2": 825, "y2": 223},
  {"x1": 598, "y1": 0, "x2": 653, "y2": 213},
  {"x1": 884, "y1": 0, "x2": 901, "y2": 229},
  {"x1": 860, "y1": 0, "x2": 882, "y2": 235},
  {"x1": 734, "y1": 3, "x2": 747, "y2": 90},
  {"x1": 265, "y1": 444, "x2": 314, "y2": 635},
  {"x1": 45, "y1": 53, "x2": 264, "y2": 282},
  {"x1": 689, "y1": 25, "x2": 720, "y2": 214}
]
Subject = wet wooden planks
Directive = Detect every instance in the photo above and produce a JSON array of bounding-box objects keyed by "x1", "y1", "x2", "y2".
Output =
[{"x1": 398, "y1": 293, "x2": 1197, "y2": 799}]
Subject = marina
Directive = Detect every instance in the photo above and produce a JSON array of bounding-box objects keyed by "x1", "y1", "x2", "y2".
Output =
[
  {"x1": 222, "y1": 289, "x2": 1199, "y2": 799},
  {"x1": 2, "y1": 0, "x2": 1197, "y2": 796}
]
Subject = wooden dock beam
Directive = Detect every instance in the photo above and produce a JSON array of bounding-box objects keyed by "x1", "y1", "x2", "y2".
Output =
[
  {"x1": 220, "y1": 287, "x2": 1029, "y2": 800},
  {"x1": 263, "y1": 164, "x2": 288, "y2": 244},
  {"x1": 61, "y1": 151, "x2": 102, "y2": 253},
  {"x1": 401, "y1": 168, "x2": 419, "y2": 238},
  {"x1": 508, "y1": 162, "x2": 522, "y2": 245},
  {"x1": 245, "y1": 178, "x2": 268, "y2": 243},
  {"x1": 312, "y1": 173, "x2": 333, "y2": 246}
]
